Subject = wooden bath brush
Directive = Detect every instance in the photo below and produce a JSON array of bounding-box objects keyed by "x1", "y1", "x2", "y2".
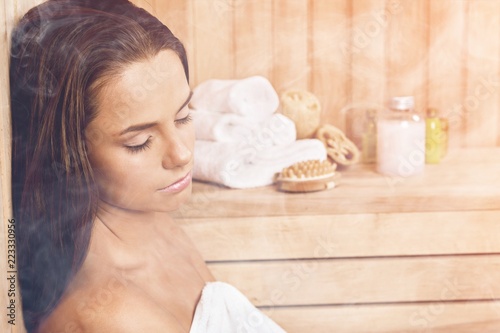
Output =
[{"x1": 275, "y1": 159, "x2": 339, "y2": 193}]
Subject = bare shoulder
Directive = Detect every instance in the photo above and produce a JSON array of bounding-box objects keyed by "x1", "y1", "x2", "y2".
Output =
[{"x1": 39, "y1": 279, "x2": 185, "y2": 333}]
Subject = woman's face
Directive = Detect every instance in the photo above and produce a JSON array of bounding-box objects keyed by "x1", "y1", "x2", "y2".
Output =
[{"x1": 85, "y1": 50, "x2": 194, "y2": 213}]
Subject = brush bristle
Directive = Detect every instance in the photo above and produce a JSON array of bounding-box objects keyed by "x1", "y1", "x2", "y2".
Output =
[{"x1": 279, "y1": 159, "x2": 336, "y2": 181}]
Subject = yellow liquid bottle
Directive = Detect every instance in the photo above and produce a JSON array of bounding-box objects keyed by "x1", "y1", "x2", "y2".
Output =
[{"x1": 425, "y1": 108, "x2": 442, "y2": 164}]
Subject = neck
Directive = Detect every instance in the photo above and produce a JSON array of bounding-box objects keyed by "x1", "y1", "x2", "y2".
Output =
[{"x1": 88, "y1": 199, "x2": 180, "y2": 269}]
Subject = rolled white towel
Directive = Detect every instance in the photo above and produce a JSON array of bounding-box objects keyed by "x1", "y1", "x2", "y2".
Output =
[
  {"x1": 193, "y1": 139, "x2": 327, "y2": 189},
  {"x1": 192, "y1": 109, "x2": 296, "y2": 146},
  {"x1": 191, "y1": 108, "x2": 259, "y2": 143},
  {"x1": 256, "y1": 113, "x2": 297, "y2": 146},
  {"x1": 190, "y1": 76, "x2": 279, "y2": 122}
]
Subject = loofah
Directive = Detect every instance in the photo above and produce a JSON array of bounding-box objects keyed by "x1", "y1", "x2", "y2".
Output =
[
  {"x1": 315, "y1": 124, "x2": 360, "y2": 166},
  {"x1": 280, "y1": 90, "x2": 322, "y2": 139},
  {"x1": 275, "y1": 159, "x2": 339, "y2": 192}
]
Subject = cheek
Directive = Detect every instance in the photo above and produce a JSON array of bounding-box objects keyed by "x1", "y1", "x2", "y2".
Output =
[
  {"x1": 183, "y1": 123, "x2": 196, "y2": 151},
  {"x1": 92, "y1": 158, "x2": 126, "y2": 194},
  {"x1": 93, "y1": 161, "x2": 154, "y2": 208},
  {"x1": 90, "y1": 150, "x2": 151, "y2": 201},
  {"x1": 99, "y1": 155, "x2": 153, "y2": 184}
]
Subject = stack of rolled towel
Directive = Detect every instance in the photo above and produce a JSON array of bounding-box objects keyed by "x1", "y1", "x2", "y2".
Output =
[{"x1": 190, "y1": 75, "x2": 327, "y2": 189}]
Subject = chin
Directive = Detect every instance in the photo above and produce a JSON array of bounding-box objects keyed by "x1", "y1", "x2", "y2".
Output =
[{"x1": 158, "y1": 185, "x2": 193, "y2": 212}]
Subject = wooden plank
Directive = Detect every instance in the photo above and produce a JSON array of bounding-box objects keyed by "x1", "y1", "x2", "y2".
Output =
[
  {"x1": 498, "y1": 0, "x2": 500, "y2": 147},
  {"x1": 191, "y1": 0, "x2": 234, "y2": 85},
  {"x1": 180, "y1": 210, "x2": 500, "y2": 261},
  {"x1": 208, "y1": 255, "x2": 500, "y2": 306},
  {"x1": 150, "y1": 0, "x2": 195, "y2": 85},
  {"x1": 262, "y1": 301, "x2": 500, "y2": 333},
  {"x1": 272, "y1": 0, "x2": 309, "y2": 93},
  {"x1": 350, "y1": 0, "x2": 386, "y2": 109},
  {"x1": 385, "y1": 0, "x2": 428, "y2": 112},
  {"x1": 310, "y1": 0, "x2": 350, "y2": 129},
  {"x1": 346, "y1": 0, "x2": 386, "y2": 147},
  {"x1": 428, "y1": 0, "x2": 467, "y2": 149},
  {"x1": 0, "y1": 0, "x2": 10, "y2": 107},
  {"x1": 177, "y1": 148, "x2": 500, "y2": 218},
  {"x1": 442, "y1": 146, "x2": 500, "y2": 164},
  {"x1": 233, "y1": 0, "x2": 273, "y2": 80},
  {"x1": 464, "y1": 0, "x2": 500, "y2": 147},
  {"x1": 145, "y1": 0, "x2": 188, "y2": 38}
]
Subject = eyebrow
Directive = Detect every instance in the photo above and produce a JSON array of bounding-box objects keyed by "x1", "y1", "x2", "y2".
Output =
[{"x1": 119, "y1": 91, "x2": 193, "y2": 136}]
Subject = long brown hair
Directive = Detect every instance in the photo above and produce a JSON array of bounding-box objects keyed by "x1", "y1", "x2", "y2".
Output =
[{"x1": 10, "y1": 1, "x2": 188, "y2": 331}]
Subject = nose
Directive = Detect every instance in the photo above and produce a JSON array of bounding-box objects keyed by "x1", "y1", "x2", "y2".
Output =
[{"x1": 161, "y1": 132, "x2": 193, "y2": 169}]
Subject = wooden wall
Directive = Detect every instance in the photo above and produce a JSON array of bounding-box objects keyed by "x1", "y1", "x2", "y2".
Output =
[{"x1": 143, "y1": 0, "x2": 500, "y2": 149}]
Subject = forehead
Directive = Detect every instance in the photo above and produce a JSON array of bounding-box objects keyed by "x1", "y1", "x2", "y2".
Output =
[{"x1": 92, "y1": 50, "x2": 188, "y2": 130}]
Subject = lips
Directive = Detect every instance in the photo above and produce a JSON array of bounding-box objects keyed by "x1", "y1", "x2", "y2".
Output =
[{"x1": 158, "y1": 171, "x2": 192, "y2": 193}]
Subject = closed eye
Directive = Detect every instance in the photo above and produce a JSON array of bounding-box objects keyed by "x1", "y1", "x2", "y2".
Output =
[
  {"x1": 175, "y1": 113, "x2": 192, "y2": 125},
  {"x1": 125, "y1": 136, "x2": 152, "y2": 154}
]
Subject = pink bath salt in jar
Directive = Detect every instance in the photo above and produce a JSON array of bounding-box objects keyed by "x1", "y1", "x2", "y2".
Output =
[{"x1": 376, "y1": 96, "x2": 426, "y2": 177}]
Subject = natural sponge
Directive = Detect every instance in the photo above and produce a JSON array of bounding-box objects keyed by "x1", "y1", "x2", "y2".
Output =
[
  {"x1": 280, "y1": 90, "x2": 322, "y2": 139},
  {"x1": 315, "y1": 124, "x2": 360, "y2": 166}
]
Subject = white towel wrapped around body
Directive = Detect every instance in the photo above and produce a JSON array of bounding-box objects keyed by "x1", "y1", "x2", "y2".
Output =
[
  {"x1": 190, "y1": 281, "x2": 287, "y2": 333},
  {"x1": 190, "y1": 75, "x2": 279, "y2": 122},
  {"x1": 193, "y1": 139, "x2": 327, "y2": 189},
  {"x1": 192, "y1": 109, "x2": 296, "y2": 146}
]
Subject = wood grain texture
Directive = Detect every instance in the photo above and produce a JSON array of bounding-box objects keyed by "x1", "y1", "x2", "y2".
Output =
[
  {"x1": 345, "y1": 0, "x2": 386, "y2": 145},
  {"x1": 385, "y1": 0, "x2": 428, "y2": 110},
  {"x1": 180, "y1": 210, "x2": 500, "y2": 261},
  {"x1": 128, "y1": 0, "x2": 500, "y2": 147},
  {"x1": 191, "y1": 0, "x2": 234, "y2": 83},
  {"x1": 310, "y1": 0, "x2": 350, "y2": 129},
  {"x1": 133, "y1": 0, "x2": 500, "y2": 148},
  {"x1": 233, "y1": 0, "x2": 274, "y2": 80},
  {"x1": 350, "y1": 0, "x2": 386, "y2": 108},
  {"x1": 151, "y1": 0, "x2": 195, "y2": 84},
  {"x1": 464, "y1": 0, "x2": 500, "y2": 147},
  {"x1": 263, "y1": 302, "x2": 500, "y2": 333},
  {"x1": 208, "y1": 255, "x2": 500, "y2": 306},
  {"x1": 428, "y1": 0, "x2": 467, "y2": 149},
  {"x1": 272, "y1": 0, "x2": 309, "y2": 93},
  {"x1": 175, "y1": 148, "x2": 500, "y2": 330}
]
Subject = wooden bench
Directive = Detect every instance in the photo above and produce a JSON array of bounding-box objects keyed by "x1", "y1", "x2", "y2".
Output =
[{"x1": 174, "y1": 147, "x2": 500, "y2": 332}]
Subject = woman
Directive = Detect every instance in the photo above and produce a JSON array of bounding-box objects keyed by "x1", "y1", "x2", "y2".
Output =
[{"x1": 10, "y1": 1, "x2": 286, "y2": 332}]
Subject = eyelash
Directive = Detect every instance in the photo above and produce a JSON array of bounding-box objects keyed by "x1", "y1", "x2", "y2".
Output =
[
  {"x1": 126, "y1": 137, "x2": 152, "y2": 154},
  {"x1": 125, "y1": 114, "x2": 192, "y2": 154},
  {"x1": 175, "y1": 113, "x2": 192, "y2": 125}
]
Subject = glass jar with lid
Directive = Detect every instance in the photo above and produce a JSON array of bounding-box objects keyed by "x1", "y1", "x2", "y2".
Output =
[{"x1": 376, "y1": 96, "x2": 425, "y2": 177}]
